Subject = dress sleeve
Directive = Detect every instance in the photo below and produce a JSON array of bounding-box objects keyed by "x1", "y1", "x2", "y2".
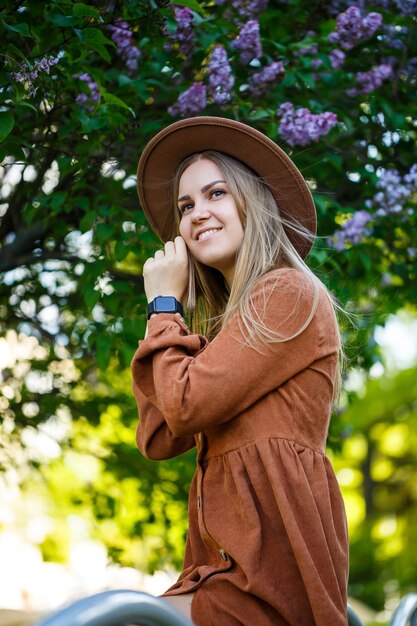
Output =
[
  {"x1": 131, "y1": 269, "x2": 335, "y2": 438},
  {"x1": 133, "y1": 379, "x2": 196, "y2": 460}
]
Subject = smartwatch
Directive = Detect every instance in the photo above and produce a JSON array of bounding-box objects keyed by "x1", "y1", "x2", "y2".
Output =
[{"x1": 147, "y1": 296, "x2": 184, "y2": 320}]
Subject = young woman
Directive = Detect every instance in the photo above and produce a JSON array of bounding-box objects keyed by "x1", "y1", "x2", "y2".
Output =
[{"x1": 131, "y1": 117, "x2": 349, "y2": 626}]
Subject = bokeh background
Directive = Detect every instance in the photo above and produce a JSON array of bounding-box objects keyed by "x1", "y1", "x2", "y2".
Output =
[{"x1": 0, "y1": 1, "x2": 416, "y2": 624}]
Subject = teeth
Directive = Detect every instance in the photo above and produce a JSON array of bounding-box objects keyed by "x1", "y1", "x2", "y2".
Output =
[{"x1": 197, "y1": 228, "x2": 221, "y2": 241}]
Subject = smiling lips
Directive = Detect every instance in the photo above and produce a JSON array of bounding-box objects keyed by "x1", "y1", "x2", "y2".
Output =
[{"x1": 195, "y1": 227, "x2": 223, "y2": 241}]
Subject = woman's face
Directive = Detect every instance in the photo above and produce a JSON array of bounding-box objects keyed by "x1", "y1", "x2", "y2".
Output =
[{"x1": 178, "y1": 158, "x2": 244, "y2": 286}]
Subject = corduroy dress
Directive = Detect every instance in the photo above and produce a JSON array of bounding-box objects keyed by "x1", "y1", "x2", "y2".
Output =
[{"x1": 131, "y1": 268, "x2": 349, "y2": 626}]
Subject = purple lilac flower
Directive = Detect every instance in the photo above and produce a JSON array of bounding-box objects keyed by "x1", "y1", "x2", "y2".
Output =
[
  {"x1": 277, "y1": 102, "x2": 338, "y2": 147},
  {"x1": 75, "y1": 73, "x2": 100, "y2": 107},
  {"x1": 108, "y1": 19, "x2": 141, "y2": 71},
  {"x1": 328, "y1": 0, "x2": 389, "y2": 14},
  {"x1": 328, "y1": 210, "x2": 372, "y2": 251},
  {"x1": 208, "y1": 46, "x2": 235, "y2": 105},
  {"x1": 394, "y1": 0, "x2": 417, "y2": 15},
  {"x1": 168, "y1": 82, "x2": 207, "y2": 118},
  {"x1": 354, "y1": 63, "x2": 393, "y2": 94},
  {"x1": 399, "y1": 57, "x2": 417, "y2": 84},
  {"x1": 231, "y1": 20, "x2": 262, "y2": 65},
  {"x1": 328, "y1": 6, "x2": 382, "y2": 50},
  {"x1": 167, "y1": 6, "x2": 195, "y2": 56},
  {"x1": 329, "y1": 49, "x2": 346, "y2": 69},
  {"x1": 12, "y1": 55, "x2": 59, "y2": 97},
  {"x1": 215, "y1": 0, "x2": 268, "y2": 19},
  {"x1": 366, "y1": 165, "x2": 417, "y2": 216},
  {"x1": 249, "y1": 61, "x2": 285, "y2": 96},
  {"x1": 382, "y1": 24, "x2": 408, "y2": 50}
]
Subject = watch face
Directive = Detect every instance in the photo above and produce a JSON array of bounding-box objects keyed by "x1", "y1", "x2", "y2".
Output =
[{"x1": 154, "y1": 296, "x2": 177, "y2": 313}]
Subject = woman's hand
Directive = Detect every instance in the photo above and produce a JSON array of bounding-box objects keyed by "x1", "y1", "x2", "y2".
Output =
[{"x1": 143, "y1": 236, "x2": 189, "y2": 304}]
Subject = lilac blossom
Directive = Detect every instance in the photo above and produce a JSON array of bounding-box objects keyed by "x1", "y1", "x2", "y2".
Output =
[
  {"x1": 328, "y1": 0, "x2": 389, "y2": 14},
  {"x1": 167, "y1": 6, "x2": 195, "y2": 56},
  {"x1": 208, "y1": 46, "x2": 235, "y2": 105},
  {"x1": 277, "y1": 103, "x2": 338, "y2": 147},
  {"x1": 12, "y1": 55, "x2": 59, "y2": 97},
  {"x1": 353, "y1": 63, "x2": 393, "y2": 94},
  {"x1": 108, "y1": 19, "x2": 141, "y2": 71},
  {"x1": 75, "y1": 73, "x2": 100, "y2": 107},
  {"x1": 329, "y1": 49, "x2": 346, "y2": 69},
  {"x1": 168, "y1": 82, "x2": 207, "y2": 118},
  {"x1": 249, "y1": 61, "x2": 285, "y2": 96},
  {"x1": 366, "y1": 165, "x2": 417, "y2": 216},
  {"x1": 328, "y1": 210, "x2": 372, "y2": 251},
  {"x1": 294, "y1": 32, "x2": 318, "y2": 58},
  {"x1": 394, "y1": 0, "x2": 417, "y2": 15},
  {"x1": 382, "y1": 24, "x2": 408, "y2": 50},
  {"x1": 328, "y1": 6, "x2": 382, "y2": 50},
  {"x1": 231, "y1": 20, "x2": 262, "y2": 65},
  {"x1": 215, "y1": 0, "x2": 268, "y2": 19}
]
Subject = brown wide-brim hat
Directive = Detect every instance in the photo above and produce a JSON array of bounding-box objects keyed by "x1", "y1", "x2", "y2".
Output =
[{"x1": 137, "y1": 116, "x2": 316, "y2": 258}]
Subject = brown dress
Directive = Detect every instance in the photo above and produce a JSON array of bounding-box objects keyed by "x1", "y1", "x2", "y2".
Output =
[{"x1": 131, "y1": 268, "x2": 349, "y2": 626}]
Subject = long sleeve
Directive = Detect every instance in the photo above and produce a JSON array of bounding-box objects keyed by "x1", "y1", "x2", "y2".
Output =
[
  {"x1": 133, "y1": 379, "x2": 196, "y2": 460},
  {"x1": 132, "y1": 269, "x2": 338, "y2": 440}
]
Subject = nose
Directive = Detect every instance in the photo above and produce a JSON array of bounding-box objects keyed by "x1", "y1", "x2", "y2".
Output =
[{"x1": 191, "y1": 200, "x2": 211, "y2": 222}]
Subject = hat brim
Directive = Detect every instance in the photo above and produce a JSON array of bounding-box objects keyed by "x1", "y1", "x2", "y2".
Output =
[{"x1": 137, "y1": 116, "x2": 316, "y2": 259}]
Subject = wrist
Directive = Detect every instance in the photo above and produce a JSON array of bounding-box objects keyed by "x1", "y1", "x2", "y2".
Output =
[{"x1": 146, "y1": 295, "x2": 184, "y2": 320}]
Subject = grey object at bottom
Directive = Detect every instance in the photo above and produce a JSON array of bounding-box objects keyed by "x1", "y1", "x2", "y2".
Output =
[{"x1": 33, "y1": 590, "x2": 194, "y2": 626}]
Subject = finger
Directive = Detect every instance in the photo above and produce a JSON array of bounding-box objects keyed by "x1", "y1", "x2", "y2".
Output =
[
  {"x1": 164, "y1": 240, "x2": 176, "y2": 257},
  {"x1": 154, "y1": 249, "x2": 165, "y2": 259},
  {"x1": 174, "y1": 236, "x2": 188, "y2": 260}
]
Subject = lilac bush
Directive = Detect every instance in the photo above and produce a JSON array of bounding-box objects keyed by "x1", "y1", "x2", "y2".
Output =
[
  {"x1": 366, "y1": 165, "x2": 417, "y2": 216},
  {"x1": 277, "y1": 103, "x2": 338, "y2": 147},
  {"x1": 167, "y1": 6, "x2": 195, "y2": 56},
  {"x1": 75, "y1": 73, "x2": 100, "y2": 107},
  {"x1": 248, "y1": 61, "x2": 285, "y2": 96},
  {"x1": 328, "y1": 210, "x2": 373, "y2": 251},
  {"x1": 231, "y1": 20, "x2": 262, "y2": 64},
  {"x1": 329, "y1": 49, "x2": 346, "y2": 69},
  {"x1": 330, "y1": 164, "x2": 417, "y2": 250},
  {"x1": 394, "y1": 0, "x2": 417, "y2": 15},
  {"x1": 215, "y1": 0, "x2": 269, "y2": 19},
  {"x1": 168, "y1": 82, "x2": 207, "y2": 117},
  {"x1": 353, "y1": 63, "x2": 393, "y2": 94},
  {"x1": 208, "y1": 46, "x2": 235, "y2": 104},
  {"x1": 328, "y1": 6, "x2": 383, "y2": 50},
  {"x1": 12, "y1": 55, "x2": 59, "y2": 97},
  {"x1": 108, "y1": 19, "x2": 141, "y2": 71}
]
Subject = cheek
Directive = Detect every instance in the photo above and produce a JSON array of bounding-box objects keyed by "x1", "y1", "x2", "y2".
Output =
[{"x1": 179, "y1": 218, "x2": 190, "y2": 242}]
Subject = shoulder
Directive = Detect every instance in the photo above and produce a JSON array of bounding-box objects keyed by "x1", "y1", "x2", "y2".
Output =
[
  {"x1": 248, "y1": 267, "x2": 336, "y2": 336},
  {"x1": 251, "y1": 267, "x2": 315, "y2": 303}
]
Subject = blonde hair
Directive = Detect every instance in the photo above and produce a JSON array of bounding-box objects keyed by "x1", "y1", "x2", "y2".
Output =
[{"x1": 172, "y1": 151, "x2": 343, "y2": 396}]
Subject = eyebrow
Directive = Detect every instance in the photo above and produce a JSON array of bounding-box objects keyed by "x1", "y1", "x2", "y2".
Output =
[{"x1": 178, "y1": 180, "x2": 227, "y2": 203}]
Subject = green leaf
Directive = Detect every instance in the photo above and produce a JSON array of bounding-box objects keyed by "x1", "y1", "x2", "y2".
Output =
[
  {"x1": 96, "y1": 222, "x2": 114, "y2": 244},
  {"x1": 72, "y1": 3, "x2": 100, "y2": 17},
  {"x1": 95, "y1": 334, "x2": 112, "y2": 370},
  {"x1": 5, "y1": 43, "x2": 27, "y2": 62},
  {"x1": 114, "y1": 240, "x2": 128, "y2": 262},
  {"x1": 102, "y1": 92, "x2": 135, "y2": 116},
  {"x1": 83, "y1": 27, "x2": 114, "y2": 46},
  {"x1": 48, "y1": 13, "x2": 82, "y2": 27},
  {"x1": 171, "y1": 0, "x2": 205, "y2": 15},
  {"x1": 16, "y1": 101, "x2": 39, "y2": 115},
  {"x1": 0, "y1": 18, "x2": 31, "y2": 37},
  {"x1": 88, "y1": 42, "x2": 111, "y2": 62},
  {"x1": 83, "y1": 287, "x2": 100, "y2": 310},
  {"x1": 0, "y1": 111, "x2": 15, "y2": 142}
]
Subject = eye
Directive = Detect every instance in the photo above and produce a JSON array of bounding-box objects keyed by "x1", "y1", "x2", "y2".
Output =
[
  {"x1": 179, "y1": 202, "x2": 193, "y2": 215},
  {"x1": 210, "y1": 188, "x2": 226, "y2": 199}
]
